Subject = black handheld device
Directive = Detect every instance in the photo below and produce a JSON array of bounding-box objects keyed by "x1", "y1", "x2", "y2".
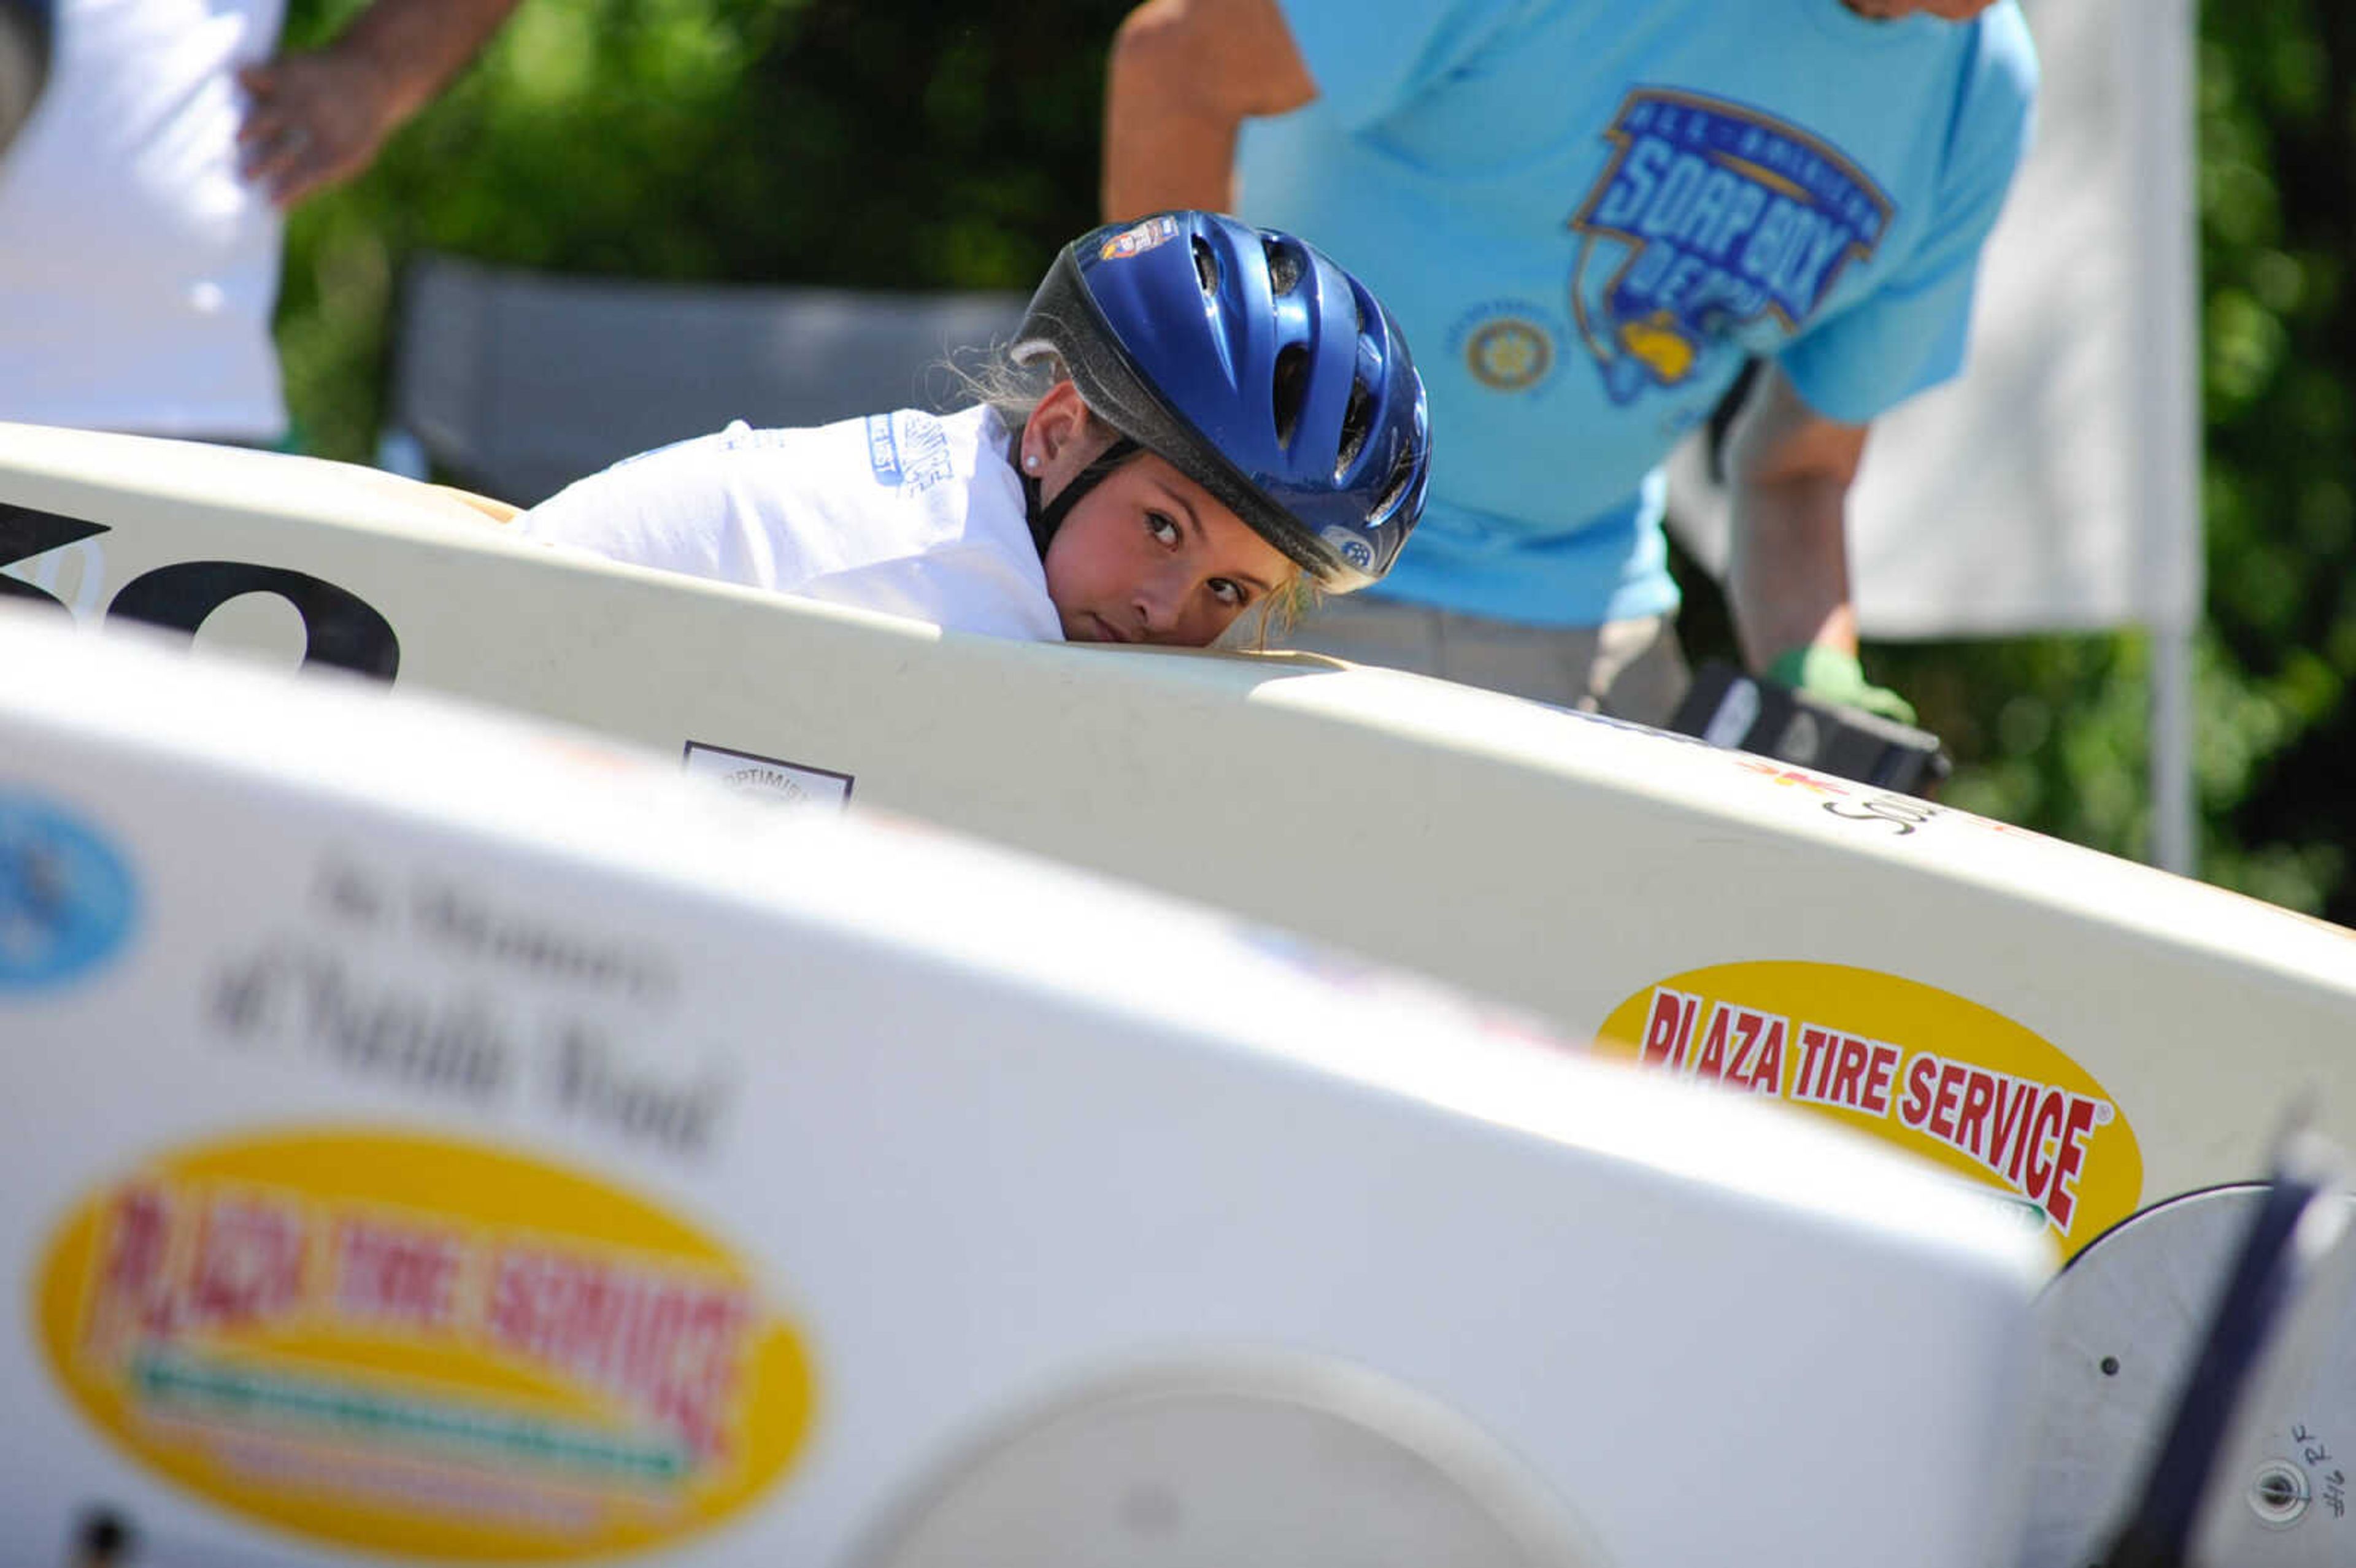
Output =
[{"x1": 1667, "y1": 659, "x2": 1950, "y2": 795}]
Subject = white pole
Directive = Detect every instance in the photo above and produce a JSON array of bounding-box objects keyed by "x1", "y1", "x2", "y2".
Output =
[{"x1": 2120, "y1": 0, "x2": 2203, "y2": 877}]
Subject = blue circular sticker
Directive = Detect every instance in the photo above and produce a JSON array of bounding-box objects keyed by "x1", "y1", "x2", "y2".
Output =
[{"x1": 0, "y1": 795, "x2": 136, "y2": 993}]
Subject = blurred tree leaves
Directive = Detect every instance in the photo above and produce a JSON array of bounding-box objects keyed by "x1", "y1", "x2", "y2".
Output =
[
  {"x1": 2185, "y1": 0, "x2": 2354, "y2": 919},
  {"x1": 275, "y1": 0, "x2": 1119, "y2": 456},
  {"x1": 274, "y1": 0, "x2": 2354, "y2": 921},
  {"x1": 1688, "y1": 2, "x2": 2356, "y2": 923}
]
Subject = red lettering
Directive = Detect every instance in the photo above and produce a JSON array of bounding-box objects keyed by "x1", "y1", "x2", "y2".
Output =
[
  {"x1": 1898, "y1": 1055, "x2": 1937, "y2": 1128},
  {"x1": 1641, "y1": 989, "x2": 1696, "y2": 1069},
  {"x1": 1828, "y1": 1036, "x2": 1870, "y2": 1109},
  {"x1": 188, "y1": 1199, "x2": 307, "y2": 1329},
  {"x1": 1796, "y1": 1026, "x2": 1833, "y2": 1101},
  {"x1": 1989, "y1": 1078, "x2": 2037, "y2": 1182},
  {"x1": 1927, "y1": 1061, "x2": 1967, "y2": 1143},
  {"x1": 1954, "y1": 1070, "x2": 1998, "y2": 1161},
  {"x1": 487, "y1": 1249, "x2": 753, "y2": 1459},
  {"x1": 1749, "y1": 1018, "x2": 1787, "y2": 1095},
  {"x1": 87, "y1": 1185, "x2": 182, "y2": 1351},
  {"x1": 1724, "y1": 1010, "x2": 1760, "y2": 1085},
  {"x1": 2045, "y1": 1096, "x2": 2103, "y2": 1232},
  {"x1": 99, "y1": 1186, "x2": 175, "y2": 1312},
  {"x1": 1694, "y1": 1006, "x2": 1733, "y2": 1082},
  {"x1": 1669, "y1": 997, "x2": 1700, "y2": 1069},
  {"x1": 336, "y1": 1220, "x2": 464, "y2": 1329},
  {"x1": 1860, "y1": 1043, "x2": 1900, "y2": 1117},
  {"x1": 2023, "y1": 1089, "x2": 2068, "y2": 1203}
]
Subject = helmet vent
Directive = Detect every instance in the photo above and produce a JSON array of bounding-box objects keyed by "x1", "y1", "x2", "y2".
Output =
[
  {"x1": 1263, "y1": 237, "x2": 1303, "y2": 297},
  {"x1": 1193, "y1": 237, "x2": 1220, "y2": 299},
  {"x1": 1334, "y1": 380, "x2": 1376, "y2": 478},
  {"x1": 1271, "y1": 344, "x2": 1310, "y2": 447}
]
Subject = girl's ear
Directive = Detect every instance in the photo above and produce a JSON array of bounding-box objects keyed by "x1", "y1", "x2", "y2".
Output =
[{"x1": 1020, "y1": 380, "x2": 1093, "y2": 475}]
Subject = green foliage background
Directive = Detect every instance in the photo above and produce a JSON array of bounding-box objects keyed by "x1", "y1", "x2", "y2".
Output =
[{"x1": 275, "y1": 0, "x2": 2354, "y2": 923}]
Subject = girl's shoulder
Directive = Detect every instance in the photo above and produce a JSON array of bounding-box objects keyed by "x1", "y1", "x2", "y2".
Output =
[
  {"x1": 776, "y1": 404, "x2": 1031, "y2": 566},
  {"x1": 835, "y1": 404, "x2": 1004, "y2": 495}
]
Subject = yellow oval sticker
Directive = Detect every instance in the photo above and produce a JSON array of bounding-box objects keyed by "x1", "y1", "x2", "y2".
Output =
[
  {"x1": 36, "y1": 1129, "x2": 817, "y2": 1559},
  {"x1": 1595, "y1": 963, "x2": 2142, "y2": 1260}
]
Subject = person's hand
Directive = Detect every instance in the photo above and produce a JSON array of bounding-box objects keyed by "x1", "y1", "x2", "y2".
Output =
[
  {"x1": 1766, "y1": 645, "x2": 1917, "y2": 727},
  {"x1": 236, "y1": 45, "x2": 399, "y2": 209}
]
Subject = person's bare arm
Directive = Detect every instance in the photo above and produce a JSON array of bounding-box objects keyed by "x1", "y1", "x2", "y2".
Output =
[
  {"x1": 1721, "y1": 361, "x2": 1869, "y2": 672},
  {"x1": 236, "y1": 0, "x2": 522, "y2": 208},
  {"x1": 1102, "y1": 0, "x2": 1317, "y2": 220}
]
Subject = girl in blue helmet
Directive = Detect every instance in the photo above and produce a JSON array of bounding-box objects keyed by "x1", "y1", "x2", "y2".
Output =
[{"x1": 516, "y1": 210, "x2": 1430, "y2": 650}]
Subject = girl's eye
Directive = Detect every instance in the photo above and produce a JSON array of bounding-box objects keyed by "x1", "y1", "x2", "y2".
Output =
[
  {"x1": 1145, "y1": 512, "x2": 1180, "y2": 546},
  {"x1": 1209, "y1": 578, "x2": 1246, "y2": 609}
]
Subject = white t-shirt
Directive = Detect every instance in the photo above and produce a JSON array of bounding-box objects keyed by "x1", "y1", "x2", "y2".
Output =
[
  {"x1": 0, "y1": 0, "x2": 288, "y2": 437},
  {"x1": 517, "y1": 405, "x2": 1064, "y2": 642}
]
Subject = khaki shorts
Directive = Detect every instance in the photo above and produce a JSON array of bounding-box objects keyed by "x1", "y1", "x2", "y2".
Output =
[{"x1": 1274, "y1": 596, "x2": 1691, "y2": 727}]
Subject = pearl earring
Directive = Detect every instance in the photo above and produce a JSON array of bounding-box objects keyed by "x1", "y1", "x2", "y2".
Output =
[{"x1": 1023, "y1": 453, "x2": 1041, "y2": 472}]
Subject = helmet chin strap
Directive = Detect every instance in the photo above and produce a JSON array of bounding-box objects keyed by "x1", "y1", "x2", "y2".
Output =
[{"x1": 1022, "y1": 436, "x2": 1141, "y2": 559}]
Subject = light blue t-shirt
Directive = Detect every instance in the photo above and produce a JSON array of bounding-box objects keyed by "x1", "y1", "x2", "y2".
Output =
[{"x1": 1238, "y1": 0, "x2": 2038, "y2": 626}]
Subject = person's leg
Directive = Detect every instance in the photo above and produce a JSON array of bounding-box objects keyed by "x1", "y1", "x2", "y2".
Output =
[
  {"x1": 1271, "y1": 591, "x2": 1449, "y2": 674},
  {"x1": 1430, "y1": 609, "x2": 1690, "y2": 723},
  {"x1": 1582, "y1": 613, "x2": 1692, "y2": 726},
  {"x1": 1282, "y1": 596, "x2": 1689, "y2": 722},
  {"x1": 1419, "y1": 609, "x2": 1606, "y2": 711}
]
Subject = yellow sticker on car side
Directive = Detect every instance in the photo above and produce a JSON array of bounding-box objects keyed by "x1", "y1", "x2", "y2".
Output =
[
  {"x1": 1596, "y1": 962, "x2": 2142, "y2": 1260},
  {"x1": 36, "y1": 1128, "x2": 817, "y2": 1560}
]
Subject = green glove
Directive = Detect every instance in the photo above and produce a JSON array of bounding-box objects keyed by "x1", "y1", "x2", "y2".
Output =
[{"x1": 1766, "y1": 645, "x2": 1918, "y2": 727}]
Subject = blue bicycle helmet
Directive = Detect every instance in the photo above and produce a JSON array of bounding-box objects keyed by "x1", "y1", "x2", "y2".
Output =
[{"x1": 1011, "y1": 210, "x2": 1430, "y2": 592}]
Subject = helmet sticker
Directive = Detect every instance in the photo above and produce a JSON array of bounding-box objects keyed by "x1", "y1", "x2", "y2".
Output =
[
  {"x1": 1099, "y1": 215, "x2": 1182, "y2": 262},
  {"x1": 1320, "y1": 528, "x2": 1376, "y2": 574}
]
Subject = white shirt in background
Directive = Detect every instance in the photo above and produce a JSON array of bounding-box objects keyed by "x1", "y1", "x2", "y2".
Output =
[{"x1": 0, "y1": 0, "x2": 288, "y2": 438}]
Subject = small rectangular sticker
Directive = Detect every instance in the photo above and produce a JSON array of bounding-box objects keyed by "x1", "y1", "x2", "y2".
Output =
[
  {"x1": 864, "y1": 413, "x2": 902, "y2": 486},
  {"x1": 682, "y1": 742, "x2": 853, "y2": 809},
  {"x1": 1098, "y1": 214, "x2": 1180, "y2": 261}
]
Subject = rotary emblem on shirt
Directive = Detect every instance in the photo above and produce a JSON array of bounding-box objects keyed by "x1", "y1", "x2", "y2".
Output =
[
  {"x1": 1568, "y1": 89, "x2": 1894, "y2": 405},
  {"x1": 1447, "y1": 302, "x2": 1565, "y2": 396},
  {"x1": 1466, "y1": 317, "x2": 1554, "y2": 391}
]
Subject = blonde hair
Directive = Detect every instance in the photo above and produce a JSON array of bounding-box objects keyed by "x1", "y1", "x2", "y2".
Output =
[
  {"x1": 944, "y1": 340, "x2": 1057, "y2": 431},
  {"x1": 1227, "y1": 575, "x2": 1320, "y2": 651}
]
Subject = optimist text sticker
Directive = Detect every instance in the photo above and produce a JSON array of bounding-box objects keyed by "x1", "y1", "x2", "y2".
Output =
[
  {"x1": 682, "y1": 741, "x2": 853, "y2": 809},
  {"x1": 37, "y1": 1129, "x2": 817, "y2": 1559},
  {"x1": 1595, "y1": 962, "x2": 2142, "y2": 1260}
]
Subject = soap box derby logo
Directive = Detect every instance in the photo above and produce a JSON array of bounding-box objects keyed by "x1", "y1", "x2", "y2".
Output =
[{"x1": 36, "y1": 1129, "x2": 817, "y2": 1560}]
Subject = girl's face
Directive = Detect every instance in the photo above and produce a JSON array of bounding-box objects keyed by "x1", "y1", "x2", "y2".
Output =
[{"x1": 1023, "y1": 383, "x2": 1296, "y2": 648}]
